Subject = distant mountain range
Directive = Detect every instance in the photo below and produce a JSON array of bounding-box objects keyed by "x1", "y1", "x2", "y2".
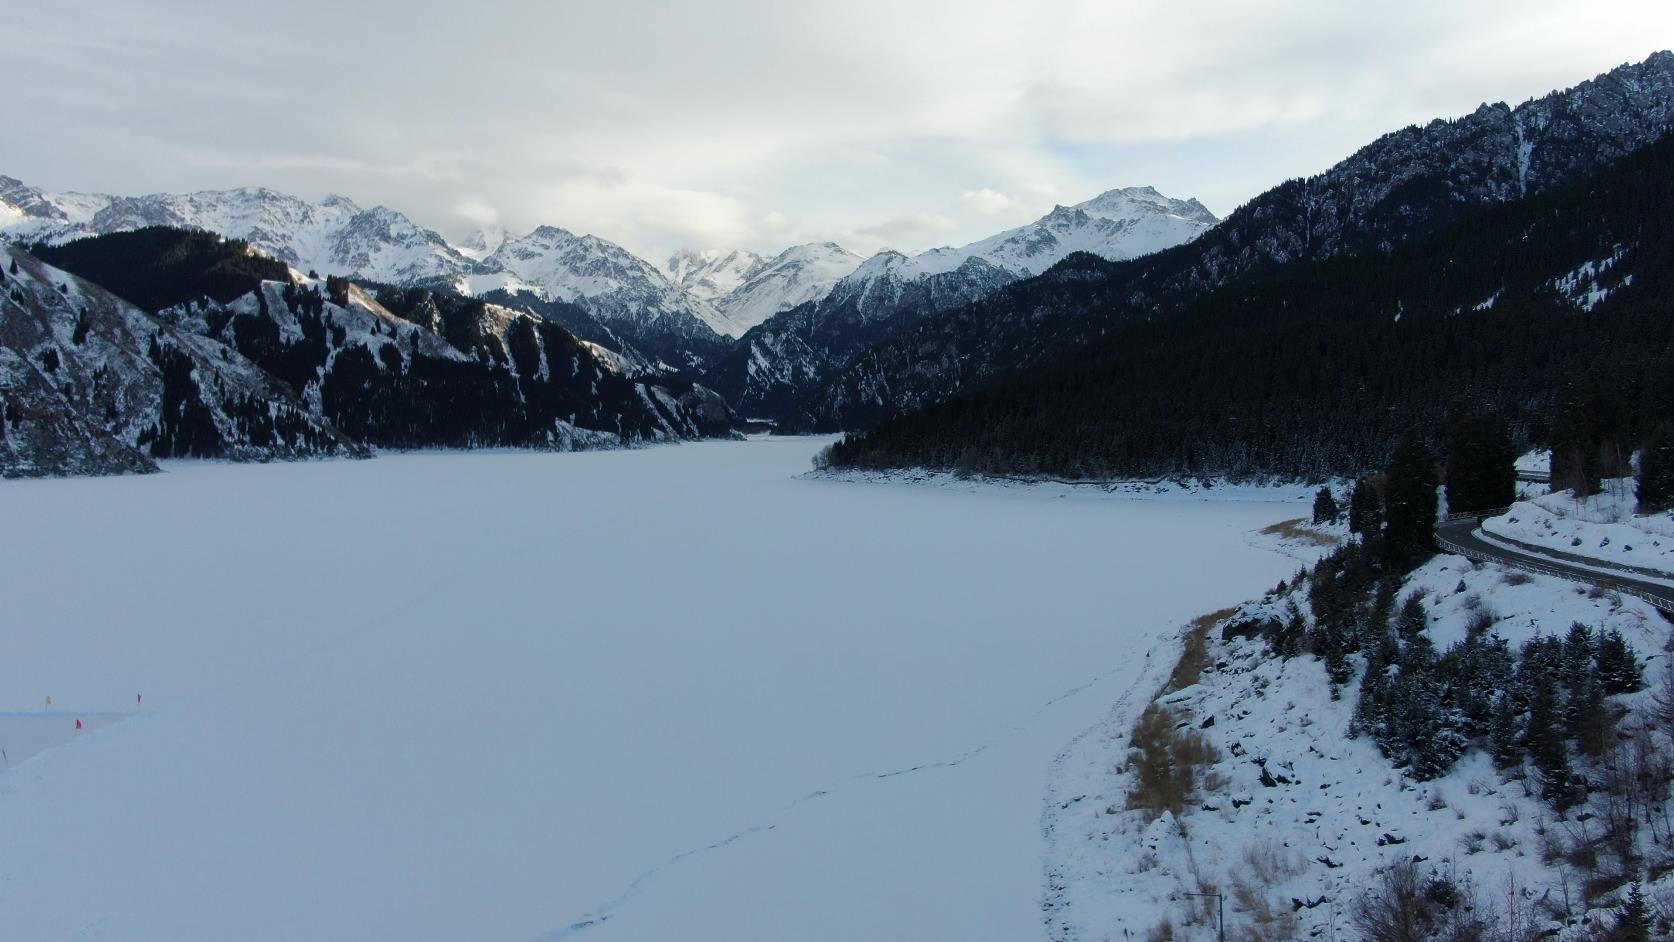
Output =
[{"x1": 6, "y1": 51, "x2": 1674, "y2": 479}]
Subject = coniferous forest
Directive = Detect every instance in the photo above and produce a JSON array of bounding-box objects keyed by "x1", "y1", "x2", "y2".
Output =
[{"x1": 825, "y1": 131, "x2": 1674, "y2": 482}]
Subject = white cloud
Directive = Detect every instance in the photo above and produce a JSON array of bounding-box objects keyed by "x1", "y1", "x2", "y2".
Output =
[
  {"x1": 960, "y1": 188, "x2": 1016, "y2": 215},
  {"x1": 5, "y1": 1, "x2": 1672, "y2": 260}
]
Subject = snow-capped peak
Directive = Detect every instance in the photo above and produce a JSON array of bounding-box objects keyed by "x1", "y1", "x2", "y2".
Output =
[
  {"x1": 486, "y1": 226, "x2": 744, "y2": 342},
  {"x1": 709, "y1": 242, "x2": 864, "y2": 331},
  {"x1": 666, "y1": 248, "x2": 769, "y2": 302}
]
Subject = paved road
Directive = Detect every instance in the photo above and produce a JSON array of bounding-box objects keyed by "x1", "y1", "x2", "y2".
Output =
[{"x1": 1435, "y1": 517, "x2": 1674, "y2": 614}]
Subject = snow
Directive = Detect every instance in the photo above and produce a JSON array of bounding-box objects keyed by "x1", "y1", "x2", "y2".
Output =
[
  {"x1": 1484, "y1": 476, "x2": 1674, "y2": 576},
  {"x1": 0, "y1": 438, "x2": 1303, "y2": 942},
  {"x1": 1044, "y1": 550, "x2": 1670, "y2": 941},
  {"x1": 713, "y1": 243, "x2": 863, "y2": 331}
]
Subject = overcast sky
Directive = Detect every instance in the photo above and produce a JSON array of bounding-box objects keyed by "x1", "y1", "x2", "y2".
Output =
[{"x1": 6, "y1": 1, "x2": 1672, "y2": 263}]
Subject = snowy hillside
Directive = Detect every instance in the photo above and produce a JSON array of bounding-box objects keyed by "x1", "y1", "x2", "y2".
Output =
[
  {"x1": 481, "y1": 226, "x2": 744, "y2": 368},
  {"x1": 876, "y1": 186, "x2": 1215, "y2": 285},
  {"x1": 699, "y1": 187, "x2": 1214, "y2": 421},
  {"x1": 0, "y1": 177, "x2": 489, "y2": 286},
  {"x1": 1045, "y1": 522, "x2": 1674, "y2": 941},
  {"x1": 0, "y1": 176, "x2": 743, "y2": 370},
  {"x1": 666, "y1": 247, "x2": 768, "y2": 301},
  {"x1": 712, "y1": 242, "x2": 864, "y2": 331},
  {"x1": 0, "y1": 243, "x2": 360, "y2": 477},
  {"x1": 1483, "y1": 477, "x2": 1674, "y2": 576}
]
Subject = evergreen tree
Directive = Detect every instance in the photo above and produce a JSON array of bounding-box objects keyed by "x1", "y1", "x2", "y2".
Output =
[
  {"x1": 1638, "y1": 423, "x2": 1674, "y2": 513},
  {"x1": 1613, "y1": 883, "x2": 1652, "y2": 942},
  {"x1": 1527, "y1": 673, "x2": 1581, "y2": 812},
  {"x1": 1395, "y1": 594, "x2": 1429, "y2": 641},
  {"x1": 1489, "y1": 691, "x2": 1523, "y2": 769},
  {"x1": 1596, "y1": 629, "x2": 1645, "y2": 694},
  {"x1": 1444, "y1": 411, "x2": 1517, "y2": 514},
  {"x1": 1312, "y1": 487, "x2": 1341, "y2": 525},
  {"x1": 1562, "y1": 622, "x2": 1596, "y2": 693},
  {"x1": 1348, "y1": 478, "x2": 1382, "y2": 535},
  {"x1": 1382, "y1": 432, "x2": 1438, "y2": 570}
]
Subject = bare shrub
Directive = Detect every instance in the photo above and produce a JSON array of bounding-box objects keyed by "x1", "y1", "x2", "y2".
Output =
[
  {"x1": 1125, "y1": 703, "x2": 1223, "y2": 819},
  {"x1": 1351, "y1": 860, "x2": 1496, "y2": 942}
]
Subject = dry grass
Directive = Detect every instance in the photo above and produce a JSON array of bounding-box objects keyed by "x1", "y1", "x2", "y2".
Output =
[
  {"x1": 1126, "y1": 703, "x2": 1224, "y2": 819},
  {"x1": 1124, "y1": 608, "x2": 1240, "y2": 820},
  {"x1": 1258, "y1": 518, "x2": 1340, "y2": 547},
  {"x1": 1167, "y1": 608, "x2": 1237, "y2": 693}
]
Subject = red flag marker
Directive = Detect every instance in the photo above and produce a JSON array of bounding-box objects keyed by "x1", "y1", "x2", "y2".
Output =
[{"x1": 75, "y1": 719, "x2": 82, "y2": 731}]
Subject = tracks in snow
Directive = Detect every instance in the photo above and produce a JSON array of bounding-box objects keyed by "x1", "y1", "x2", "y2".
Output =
[{"x1": 537, "y1": 658, "x2": 1148, "y2": 940}]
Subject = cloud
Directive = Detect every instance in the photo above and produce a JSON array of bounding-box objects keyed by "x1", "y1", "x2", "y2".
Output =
[
  {"x1": 959, "y1": 188, "x2": 1016, "y2": 215},
  {"x1": 5, "y1": 1, "x2": 1672, "y2": 260}
]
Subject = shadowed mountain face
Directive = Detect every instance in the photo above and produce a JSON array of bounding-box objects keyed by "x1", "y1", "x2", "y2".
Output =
[
  {"x1": 2, "y1": 229, "x2": 736, "y2": 477},
  {"x1": 796, "y1": 51, "x2": 1674, "y2": 433},
  {"x1": 700, "y1": 186, "x2": 1218, "y2": 421}
]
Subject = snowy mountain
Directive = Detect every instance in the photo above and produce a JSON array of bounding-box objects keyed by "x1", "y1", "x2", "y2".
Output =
[
  {"x1": 0, "y1": 178, "x2": 488, "y2": 286},
  {"x1": 713, "y1": 242, "x2": 864, "y2": 332},
  {"x1": 700, "y1": 189, "x2": 1213, "y2": 420},
  {"x1": 479, "y1": 226, "x2": 744, "y2": 369},
  {"x1": 1, "y1": 228, "x2": 739, "y2": 476},
  {"x1": 869, "y1": 186, "x2": 1216, "y2": 287},
  {"x1": 0, "y1": 242, "x2": 361, "y2": 477},
  {"x1": 666, "y1": 248, "x2": 769, "y2": 302},
  {"x1": 0, "y1": 179, "x2": 743, "y2": 372},
  {"x1": 799, "y1": 50, "x2": 1674, "y2": 434}
]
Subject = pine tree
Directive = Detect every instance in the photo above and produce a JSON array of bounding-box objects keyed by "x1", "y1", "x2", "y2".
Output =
[
  {"x1": 1445, "y1": 411, "x2": 1512, "y2": 515},
  {"x1": 1527, "y1": 674, "x2": 1581, "y2": 812},
  {"x1": 1395, "y1": 594, "x2": 1428, "y2": 641},
  {"x1": 1313, "y1": 487, "x2": 1341, "y2": 525},
  {"x1": 1348, "y1": 478, "x2": 1382, "y2": 535},
  {"x1": 1383, "y1": 432, "x2": 1438, "y2": 570},
  {"x1": 1638, "y1": 423, "x2": 1674, "y2": 513},
  {"x1": 1489, "y1": 691, "x2": 1523, "y2": 769},
  {"x1": 1562, "y1": 622, "x2": 1596, "y2": 693},
  {"x1": 1570, "y1": 674, "x2": 1609, "y2": 757},
  {"x1": 1614, "y1": 882, "x2": 1652, "y2": 942},
  {"x1": 1596, "y1": 629, "x2": 1644, "y2": 694}
]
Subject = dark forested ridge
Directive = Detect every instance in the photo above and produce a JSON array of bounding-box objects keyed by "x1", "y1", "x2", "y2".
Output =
[
  {"x1": 825, "y1": 129, "x2": 1674, "y2": 481},
  {"x1": 795, "y1": 52, "x2": 1674, "y2": 433},
  {"x1": 31, "y1": 227, "x2": 291, "y2": 312},
  {"x1": 4, "y1": 228, "x2": 734, "y2": 475}
]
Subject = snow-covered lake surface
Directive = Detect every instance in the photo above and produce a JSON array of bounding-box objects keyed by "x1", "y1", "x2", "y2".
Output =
[{"x1": 0, "y1": 439, "x2": 1302, "y2": 942}]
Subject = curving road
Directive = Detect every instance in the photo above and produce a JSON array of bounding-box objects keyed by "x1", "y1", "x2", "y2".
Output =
[{"x1": 1435, "y1": 517, "x2": 1674, "y2": 614}]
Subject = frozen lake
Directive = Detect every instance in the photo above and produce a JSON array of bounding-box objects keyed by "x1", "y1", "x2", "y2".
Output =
[{"x1": 0, "y1": 438, "x2": 1302, "y2": 941}]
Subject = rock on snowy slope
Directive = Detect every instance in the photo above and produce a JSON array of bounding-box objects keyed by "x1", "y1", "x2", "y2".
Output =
[
  {"x1": 666, "y1": 247, "x2": 769, "y2": 302},
  {"x1": 0, "y1": 180, "x2": 742, "y2": 374},
  {"x1": 700, "y1": 188, "x2": 1212, "y2": 421},
  {"x1": 0, "y1": 242, "x2": 361, "y2": 478},
  {"x1": 799, "y1": 51, "x2": 1674, "y2": 433},
  {"x1": 0, "y1": 179, "x2": 492, "y2": 287},
  {"x1": 23, "y1": 228, "x2": 735, "y2": 467},
  {"x1": 480, "y1": 226, "x2": 744, "y2": 371},
  {"x1": 712, "y1": 242, "x2": 864, "y2": 332}
]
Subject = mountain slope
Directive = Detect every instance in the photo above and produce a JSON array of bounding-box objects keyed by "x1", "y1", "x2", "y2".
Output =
[
  {"x1": 1, "y1": 240, "x2": 361, "y2": 477},
  {"x1": 825, "y1": 124, "x2": 1674, "y2": 480},
  {"x1": 21, "y1": 228, "x2": 736, "y2": 470},
  {"x1": 804, "y1": 51, "x2": 1674, "y2": 432},
  {"x1": 0, "y1": 181, "x2": 743, "y2": 373},
  {"x1": 666, "y1": 248, "x2": 768, "y2": 302},
  {"x1": 478, "y1": 226, "x2": 743, "y2": 370},
  {"x1": 710, "y1": 242, "x2": 864, "y2": 332},
  {"x1": 1, "y1": 180, "x2": 489, "y2": 286},
  {"x1": 701, "y1": 188, "x2": 1213, "y2": 419}
]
